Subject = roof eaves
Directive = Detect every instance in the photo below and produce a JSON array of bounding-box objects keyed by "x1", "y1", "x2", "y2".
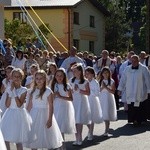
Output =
[
  {"x1": 73, "y1": 0, "x2": 84, "y2": 7},
  {"x1": 4, "y1": 5, "x2": 72, "y2": 10}
]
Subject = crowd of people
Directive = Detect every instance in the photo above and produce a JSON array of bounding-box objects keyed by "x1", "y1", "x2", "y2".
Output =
[{"x1": 0, "y1": 38, "x2": 150, "y2": 150}]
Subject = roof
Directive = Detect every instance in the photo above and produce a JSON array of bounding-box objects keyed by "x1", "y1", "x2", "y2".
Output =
[
  {"x1": 5, "y1": 0, "x2": 110, "y2": 16},
  {"x1": 11, "y1": 0, "x2": 82, "y2": 7}
]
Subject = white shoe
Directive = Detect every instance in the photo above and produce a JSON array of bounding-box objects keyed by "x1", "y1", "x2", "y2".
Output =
[
  {"x1": 77, "y1": 141, "x2": 82, "y2": 146},
  {"x1": 87, "y1": 135, "x2": 93, "y2": 141},
  {"x1": 72, "y1": 141, "x2": 82, "y2": 146},
  {"x1": 103, "y1": 132, "x2": 108, "y2": 137},
  {"x1": 72, "y1": 141, "x2": 78, "y2": 145}
]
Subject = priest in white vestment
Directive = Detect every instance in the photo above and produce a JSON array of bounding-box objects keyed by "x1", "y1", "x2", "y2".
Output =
[
  {"x1": 97, "y1": 50, "x2": 112, "y2": 72},
  {"x1": 61, "y1": 46, "x2": 85, "y2": 79},
  {"x1": 118, "y1": 51, "x2": 135, "y2": 111},
  {"x1": 118, "y1": 55, "x2": 150, "y2": 125}
]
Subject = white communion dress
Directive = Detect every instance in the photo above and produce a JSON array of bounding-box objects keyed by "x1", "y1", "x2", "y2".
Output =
[
  {"x1": 0, "y1": 79, "x2": 12, "y2": 116},
  {"x1": 26, "y1": 87, "x2": 63, "y2": 149},
  {"x1": 0, "y1": 110, "x2": 6, "y2": 150},
  {"x1": 0, "y1": 130, "x2": 6, "y2": 150},
  {"x1": 54, "y1": 83, "x2": 76, "y2": 134},
  {"x1": 1, "y1": 86, "x2": 32, "y2": 143},
  {"x1": 88, "y1": 79, "x2": 103, "y2": 123},
  {"x1": 99, "y1": 79, "x2": 117, "y2": 121},
  {"x1": 70, "y1": 79, "x2": 91, "y2": 124}
]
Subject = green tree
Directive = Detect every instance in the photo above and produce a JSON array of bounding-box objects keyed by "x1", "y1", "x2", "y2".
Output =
[
  {"x1": 98, "y1": 0, "x2": 146, "y2": 53},
  {"x1": 4, "y1": 19, "x2": 50, "y2": 50},
  {"x1": 36, "y1": 23, "x2": 51, "y2": 47},
  {"x1": 123, "y1": 0, "x2": 146, "y2": 52},
  {"x1": 139, "y1": 5, "x2": 146, "y2": 51},
  {"x1": 5, "y1": 19, "x2": 33, "y2": 47},
  {"x1": 98, "y1": 0, "x2": 131, "y2": 53}
]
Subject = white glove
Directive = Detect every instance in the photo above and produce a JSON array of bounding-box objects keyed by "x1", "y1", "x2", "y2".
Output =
[
  {"x1": 12, "y1": 89, "x2": 17, "y2": 98},
  {"x1": 8, "y1": 89, "x2": 17, "y2": 98},
  {"x1": 134, "y1": 102, "x2": 140, "y2": 107}
]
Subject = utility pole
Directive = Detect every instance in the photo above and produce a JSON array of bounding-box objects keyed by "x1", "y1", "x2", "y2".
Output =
[{"x1": 146, "y1": 0, "x2": 150, "y2": 53}]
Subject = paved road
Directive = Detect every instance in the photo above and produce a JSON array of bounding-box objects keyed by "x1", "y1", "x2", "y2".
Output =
[{"x1": 10, "y1": 106, "x2": 150, "y2": 150}]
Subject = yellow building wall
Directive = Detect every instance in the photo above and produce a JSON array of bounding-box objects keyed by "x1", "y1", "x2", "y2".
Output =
[
  {"x1": 0, "y1": 4, "x2": 4, "y2": 39},
  {"x1": 4, "y1": 1, "x2": 106, "y2": 55},
  {"x1": 4, "y1": 8, "x2": 69, "y2": 52},
  {"x1": 73, "y1": 0, "x2": 105, "y2": 55}
]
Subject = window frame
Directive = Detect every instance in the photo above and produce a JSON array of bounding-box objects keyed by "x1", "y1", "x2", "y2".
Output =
[
  {"x1": 89, "y1": 15, "x2": 95, "y2": 28},
  {"x1": 73, "y1": 12, "x2": 79, "y2": 25},
  {"x1": 73, "y1": 39, "x2": 80, "y2": 50},
  {"x1": 89, "y1": 41, "x2": 94, "y2": 53},
  {"x1": 13, "y1": 12, "x2": 27, "y2": 23}
]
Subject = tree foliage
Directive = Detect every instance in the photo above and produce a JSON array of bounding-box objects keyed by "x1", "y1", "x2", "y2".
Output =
[
  {"x1": 124, "y1": 0, "x2": 146, "y2": 52},
  {"x1": 5, "y1": 19, "x2": 34, "y2": 46},
  {"x1": 98, "y1": 0, "x2": 146, "y2": 53},
  {"x1": 4, "y1": 19, "x2": 50, "y2": 49},
  {"x1": 98, "y1": 0, "x2": 131, "y2": 53},
  {"x1": 139, "y1": 5, "x2": 146, "y2": 51}
]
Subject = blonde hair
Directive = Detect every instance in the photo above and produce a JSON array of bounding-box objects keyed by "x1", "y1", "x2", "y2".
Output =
[
  {"x1": 30, "y1": 64, "x2": 39, "y2": 72},
  {"x1": 43, "y1": 50, "x2": 49, "y2": 56},
  {"x1": 30, "y1": 70, "x2": 47, "y2": 99},
  {"x1": 11, "y1": 68, "x2": 24, "y2": 80}
]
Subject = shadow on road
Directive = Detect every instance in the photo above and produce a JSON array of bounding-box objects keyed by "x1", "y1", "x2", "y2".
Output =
[
  {"x1": 65, "y1": 108, "x2": 150, "y2": 150},
  {"x1": 65, "y1": 135, "x2": 111, "y2": 150},
  {"x1": 109, "y1": 121, "x2": 150, "y2": 138}
]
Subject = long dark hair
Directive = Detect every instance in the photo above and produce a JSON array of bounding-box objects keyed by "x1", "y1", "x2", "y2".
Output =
[
  {"x1": 51, "y1": 68, "x2": 68, "y2": 92},
  {"x1": 47, "y1": 63, "x2": 57, "y2": 76},
  {"x1": 71, "y1": 64, "x2": 85, "y2": 84},
  {"x1": 16, "y1": 50, "x2": 24, "y2": 60},
  {"x1": 85, "y1": 66, "x2": 96, "y2": 78},
  {"x1": 99, "y1": 67, "x2": 111, "y2": 86}
]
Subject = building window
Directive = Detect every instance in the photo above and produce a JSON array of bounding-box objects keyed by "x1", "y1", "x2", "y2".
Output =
[
  {"x1": 74, "y1": 12, "x2": 79, "y2": 25},
  {"x1": 90, "y1": 16, "x2": 95, "y2": 27},
  {"x1": 13, "y1": 12, "x2": 27, "y2": 23},
  {"x1": 89, "y1": 41, "x2": 94, "y2": 53},
  {"x1": 73, "y1": 39, "x2": 79, "y2": 50}
]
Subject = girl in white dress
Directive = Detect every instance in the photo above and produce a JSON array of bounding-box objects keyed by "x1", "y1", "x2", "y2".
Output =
[
  {"x1": 99, "y1": 67, "x2": 117, "y2": 136},
  {"x1": 26, "y1": 70, "x2": 63, "y2": 149},
  {"x1": 0, "y1": 129, "x2": 6, "y2": 150},
  {"x1": 70, "y1": 64, "x2": 91, "y2": 146},
  {"x1": 25, "y1": 64, "x2": 39, "y2": 89},
  {"x1": 47, "y1": 63, "x2": 57, "y2": 87},
  {"x1": 85, "y1": 67, "x2": 103, "y2": 140},
  {"x1": 51, "y1": 69, "x2": 76, "y2": 138},
  {"x1": 1, "y1": 68, "x2": 32, "y2": 150},
  {"x1": 0, "y1": 109, "x2": 7, "y2": 150},
  {"x1": 0, "y1": 65, "x2": 14, "y2": 116}
]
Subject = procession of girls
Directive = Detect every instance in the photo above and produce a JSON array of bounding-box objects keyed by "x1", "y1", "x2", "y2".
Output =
[{"x1": 0, "y1": 63, "x2": 117, "y2": 150}]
